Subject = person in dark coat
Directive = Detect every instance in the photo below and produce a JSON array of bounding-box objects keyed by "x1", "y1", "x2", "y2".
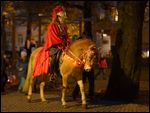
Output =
[
  {"x1": 25, "y1": 38, "x2": 36, "y2": 60},
  {"x1": 72, "y1": 68, "x2": 95, "y2": 101}
]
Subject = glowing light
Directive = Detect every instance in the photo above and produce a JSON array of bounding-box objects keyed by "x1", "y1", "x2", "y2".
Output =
[
  {"x1": 38, "y1": 13, "x2": 43, "y2": 16},
  {"x1": 115, "y1": 15, "x2": 118, "y2": 21},
  {"x1": 103, "y1": 34, "x2": 107, "y2": 37},
  {"x1": 3, "y1": 12, "x2": 8, "y2": 16},
  {"x1": 111, "y1": 7, "x2": 118, "y2": 22},
  {"x1": 74, "y1": 61, "x2": 77, "y2": 65},
  {"x1": 142, "y1": 50, "x2": 149, "y2": 58}
]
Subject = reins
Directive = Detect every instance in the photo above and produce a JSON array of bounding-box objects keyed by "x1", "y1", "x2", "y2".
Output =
[{"x1": 64, "y1": 49, "x2": 85, "y2": 65}]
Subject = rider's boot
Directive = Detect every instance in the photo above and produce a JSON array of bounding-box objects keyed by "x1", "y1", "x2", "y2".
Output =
[{"x1": 50, "y1": 54, "x2": 57, "y2": 75}]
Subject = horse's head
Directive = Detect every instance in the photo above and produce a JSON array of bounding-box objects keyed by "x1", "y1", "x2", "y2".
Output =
[{"x1": 82, "y1": 44, "x2": 97, "y2": 72}]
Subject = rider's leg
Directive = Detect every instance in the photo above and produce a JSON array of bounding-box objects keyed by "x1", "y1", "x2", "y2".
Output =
[
  {"x1": 49, "y1": 46, "x2": 59, "y2": 75},
  {"x1": 50, "y1": 54, "x2": 57, "y2": 75}
]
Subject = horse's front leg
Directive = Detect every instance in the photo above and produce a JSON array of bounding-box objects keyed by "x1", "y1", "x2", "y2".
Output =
[
  {"x1": 61, "y1": 76, "x2": 68, "y2": 108},
  {"x1": 27, "y1": 77, "x2": 33, "y2": 102},
  {"x1": 40, "y1": 81, "x2": 46, "y2": 102},
  {"x1": 77, "y1": 80, "x2": 87, "y2": 109}
]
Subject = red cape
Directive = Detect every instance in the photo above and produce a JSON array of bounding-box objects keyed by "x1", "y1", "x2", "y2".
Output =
[{"x1": 33, "y1": 22, "x2": 70, "y2": 77}]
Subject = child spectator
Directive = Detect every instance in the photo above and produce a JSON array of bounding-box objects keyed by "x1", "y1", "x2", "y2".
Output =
[{"x1": 16, "y1": 49, "x2": 28, "y2": 92}]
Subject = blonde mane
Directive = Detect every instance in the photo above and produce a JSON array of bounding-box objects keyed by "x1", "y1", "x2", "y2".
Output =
[{"x1": 70, "y1": 38, "x2": 95, "y2": 57}]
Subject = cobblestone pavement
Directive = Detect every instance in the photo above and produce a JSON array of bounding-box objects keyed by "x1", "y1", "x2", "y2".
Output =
[{"x1": 1, "y1": 78, "x2": 149, "y2": 112}]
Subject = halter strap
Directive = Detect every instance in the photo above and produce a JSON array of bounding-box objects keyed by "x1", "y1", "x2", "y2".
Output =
[{"x1": 64, "y1": 49, "x2": 85, "y2": 65}]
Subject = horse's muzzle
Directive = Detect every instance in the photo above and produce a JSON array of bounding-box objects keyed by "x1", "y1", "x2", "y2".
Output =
[
  {"x1": 84, "y1": 66, "x2": 92, "y2": 72},
  {"x1": 85, "y1": 69, "x2": 91, "y2": 72}
]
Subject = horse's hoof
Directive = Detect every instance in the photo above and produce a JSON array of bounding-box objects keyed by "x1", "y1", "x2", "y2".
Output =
[
  {"x1": 63, "y1": 105, "x2": 67, "y2": 109},
  {"x1": 82, "y1": 104, "x2": 87, "y2": 109},
  {"x1": 27, "y1": 99, "x2": 31, "y2": 103},
  {"x1": 41, "y1": 99, "x2": 46, "y2": 102},
  {"x1": 24, "y1": 93, "x2": 28, "y2": 95}
]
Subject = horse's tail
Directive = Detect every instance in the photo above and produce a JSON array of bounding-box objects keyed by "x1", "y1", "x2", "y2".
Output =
[
  {"x1": 22, "y1": 54, "x2": 34, "y2": 93},
  {"x1": 22, "y1": 47, "x2": 43, "y2": 93}
]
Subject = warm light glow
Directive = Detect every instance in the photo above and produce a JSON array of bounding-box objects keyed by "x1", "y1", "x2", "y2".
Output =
[
  {"x1": 65, "y1": 54, "x2": 82, "y2": 66},
  {"x1": 67, "y1": 24, "x2": 79, "y2": 39},
  {"x1": 74, "y1": 61, "x2": 77, "y2": 65},
  {"x1": 111, "y1": 7, "x2": 118, "y2": 22},
  {"x1": 103, "y1": 33, "x2": 107, "y2": 37},
  {"x1": 142, "y1": 50, "x2": 149, "y2": 58},
  {"x1": 115, "y1": 15, "x2": 118, "y2": 21},
  {"x1": 3, "y1": 12, "x2": 8, "y2": 16},
  {"x1": 38, "y1": 13, "x2": 43, "y2": 16}
]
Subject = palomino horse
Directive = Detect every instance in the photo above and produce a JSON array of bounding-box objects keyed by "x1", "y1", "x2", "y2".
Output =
[{"x1": 23, "y1": 38, "x2": 97, "y2": 108}]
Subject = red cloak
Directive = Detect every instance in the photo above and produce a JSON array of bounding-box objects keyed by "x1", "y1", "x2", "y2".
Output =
[{"x1": 33, "y1": 22, "x2": 70, "y2": 77}]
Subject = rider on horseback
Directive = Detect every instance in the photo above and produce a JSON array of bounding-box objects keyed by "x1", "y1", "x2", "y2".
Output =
[
  {"x1": 33, "y1": 5, "x2": 70, "y2": 78},
  {"x1": 47, "y1": 5, "x2": 71, "y2": 75}
]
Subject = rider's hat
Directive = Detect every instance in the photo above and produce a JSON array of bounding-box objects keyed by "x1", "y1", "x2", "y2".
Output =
[{"x1": 52, "y1": 5, "x2": 67, "y2": 21}]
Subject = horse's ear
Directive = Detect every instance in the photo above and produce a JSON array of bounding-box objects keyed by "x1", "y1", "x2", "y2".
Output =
[{"x1": 89, "y1": 44, "x2": 96, "y2": 50}]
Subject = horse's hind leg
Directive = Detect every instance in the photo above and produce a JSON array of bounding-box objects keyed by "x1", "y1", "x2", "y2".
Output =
[
  {"x1": 61, "y1": 76, "x2": 68, "y2": 107},
  {"x1": 77, "y1": 80, "x2": 87, "y2": 109},
  {"x1": 27, "y1": 77, "x2": 33, "y2": 102},
  {"x1": 40, "y1": 81, "x2": 46, "y2": 102}
]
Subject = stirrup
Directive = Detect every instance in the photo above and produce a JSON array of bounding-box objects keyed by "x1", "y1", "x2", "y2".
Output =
[{"x1": 49, "y1": 73, "x2": 56, "y2": 81}]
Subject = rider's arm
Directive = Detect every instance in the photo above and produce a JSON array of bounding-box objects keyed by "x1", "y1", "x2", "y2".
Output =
[{"x1": 44, "y1": 23, "x2": 63, "y2": 51}]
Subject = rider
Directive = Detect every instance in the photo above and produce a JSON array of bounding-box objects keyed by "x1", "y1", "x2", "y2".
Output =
[
  {"x1": 48, "y1": 5, "x2": 71, "y2": 75},
  {"x1": 33, "y1": 5, "x2": 71, "y2": 77}
]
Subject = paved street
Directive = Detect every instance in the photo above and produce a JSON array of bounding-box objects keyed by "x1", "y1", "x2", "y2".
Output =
[{"x1": 1, "y1": 76, "x2": 149, "y2": 112}]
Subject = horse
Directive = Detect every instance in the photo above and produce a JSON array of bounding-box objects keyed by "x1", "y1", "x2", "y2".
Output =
[{"x1": 23, "y1": 38, "x2": 97, "y2": 108}]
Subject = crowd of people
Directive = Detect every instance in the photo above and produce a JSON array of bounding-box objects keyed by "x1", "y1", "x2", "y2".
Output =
[{"x1": 1, "y1": 38, "x2": 37, "y2": 95}]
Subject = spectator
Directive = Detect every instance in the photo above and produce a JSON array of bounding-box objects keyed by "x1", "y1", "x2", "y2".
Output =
[
  {"x1": 16, "y1": 49, "x2": 28, "y2": 92},
  {"x1": 1, "y1": 54, "x2": 8, "y2": 94},
  {"x1": 25, "y1": 38, "x2": 36, "y2": 60},
  {"x1": 72, "y1": 69, "x2": 95, "y2": 101},
  {"x1": 97, "y1": 54, "x2": 108, "y2": 79}
]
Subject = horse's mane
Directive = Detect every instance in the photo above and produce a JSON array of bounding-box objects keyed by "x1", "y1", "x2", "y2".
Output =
[{"x1": 69, "y1": 38, "x2": 95, "y2": 57}]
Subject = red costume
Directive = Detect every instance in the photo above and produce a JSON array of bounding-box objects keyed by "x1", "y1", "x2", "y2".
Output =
[
  {"x1": 33, "y1": 5, "x2": 71, "y2": 77},
  {"x1": 98, "y1": 58, "x2": 108, "y2": 69}
]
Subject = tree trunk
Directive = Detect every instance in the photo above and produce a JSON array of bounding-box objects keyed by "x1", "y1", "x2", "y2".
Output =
[
  {"x1": 83, "y1": 1, "x2": 92, "y2": 39},
  {"x1": 1, "y1": 15, "x2": 6, "y2": 55},
  {"x1": 105, "y1": 1, "x2": 147, "y2": 101},
  {"x1": 38, "y1": 17, "x2": 41, "y2": 45},
  {"x1": 1, "y1": 14, "x2": 6, "y2": 73},
  {"x1": 12, "y1": 13, "x2": 16, "y2": 62},
  {"x1": 26, "y1": 13, "x2": 32, "y2": 40}
]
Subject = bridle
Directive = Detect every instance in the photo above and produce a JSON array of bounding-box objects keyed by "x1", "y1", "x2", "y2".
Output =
[
  {"x1": 64, "y1": 49, "x2": 85, "y2": 66},
  {"x1": 63, "y1": 44, "x2": 96, "y2": 67}
]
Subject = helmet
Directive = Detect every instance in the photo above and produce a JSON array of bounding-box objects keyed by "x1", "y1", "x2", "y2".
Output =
[
  {"x1": 52, "y1": 5, "x2": 67, "y2": 21},
  {"x1": 57, "y1": 11, "x2": 67, "y2": 18}
]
